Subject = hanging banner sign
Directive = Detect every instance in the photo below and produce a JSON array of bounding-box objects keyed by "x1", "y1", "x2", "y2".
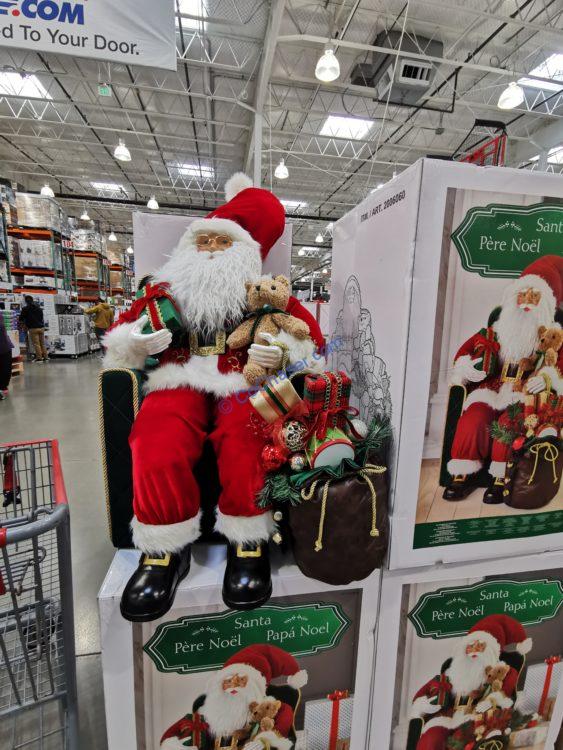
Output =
[
  {"x1": 452, "y1": 202, "x2": 563, "y2": 278},
  {"x1": 0, "y1": 0, "x2": 176, "y2": 70}
]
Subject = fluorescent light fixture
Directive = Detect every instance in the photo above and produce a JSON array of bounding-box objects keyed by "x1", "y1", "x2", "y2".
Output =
[
  {"x1": 91, "y1": 181, "x2": 124, "y2": 192},
  {"x1": 529, "y1": 145, "x2": 563, "y2": 164},
  {"x1": 0, "y1": 72, "x2": 51, "y2": 99},
  {"x1": 176, "y1": 0, "x2": 206, "y2": 30},
  {"x1": 108, "y1": 231, "x2": 117, "y2": 242},
  {"x1": 114, "y1": 139, "x2": 131, "y2": 162},
  {"x1": 274, "y1": 159, "x2": 289, "y2": 179},
  {"x1": 126, "y1": 246, "x2": 134, "y2": 255},
  {"x1": 518, "y1": 53, "x2": 563, "y2": 92},
  {"x1": 320, "y1": 115, "x2": 374, "y2": 140},
  {"x1": 40, "y1": 184, "x2": 54, "y2": 198},
  {"x1": 147, "y1": 195, "x2": 159, "y2": 210},
  {"x1": 498, "y1": 81, "x2": 524, "y2": 110},
  {"x1": 315, "y1": 233, "x2": 324, "y2": 243},
  {"x1": 315, "y1": 46, "x2": 340, "y2": 83},
  {"x1": 170, "y1": 162, "x2": 214, "y2": 179},
  {"x1": 281, "y1": 199, "x2": 308, "y2": 210}
]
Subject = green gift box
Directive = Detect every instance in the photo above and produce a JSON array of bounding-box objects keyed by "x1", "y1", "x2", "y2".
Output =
[{"x1": 135, "y1": 283, "x2": 183, "y2": 335}]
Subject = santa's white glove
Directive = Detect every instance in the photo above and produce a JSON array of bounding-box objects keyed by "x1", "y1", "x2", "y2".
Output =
[
  {"x1": 248, "y1": 331, "x2": 284, "y2": 370},
  {"x1": 451, "y1": 356, "x2": 488, "y2": 385},
  {"x1": 476, "y1": 698, "x2": 492, "y2": 713},
  {"x1": 410, "y1": 696, "x2": 442, "y2": 718},
  {"x1": 130, "y1": 315, "x2": 172, "y2": 356},
  {"x1": 526, "y1": 375, "x2": 547, "y2": 395},
  {"x1": 242, "y1": 741, "x2": 264, "y2": 750}
]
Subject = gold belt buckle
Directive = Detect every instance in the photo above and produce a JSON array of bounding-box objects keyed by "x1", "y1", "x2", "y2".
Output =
[
  {"x1": 501, "y1": 360, "x2": 523, "y2": 383},
  {"x1": 214, "y1": 737, "x2": 238, "y2": 750},
  {"x1": 142, "y1": 553, "x2": 171, "y2": 566},
  {"x1": 189, "y1": 330, "x2": 226, "y2": 356},
  {"x1": 236, "y1": 544, "x2": 262, "y2": 558}
]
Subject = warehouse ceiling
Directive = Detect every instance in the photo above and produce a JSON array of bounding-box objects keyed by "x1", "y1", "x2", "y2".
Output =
[{"x1": 0, "y1": 0, "x2": 562, "y2": 279}]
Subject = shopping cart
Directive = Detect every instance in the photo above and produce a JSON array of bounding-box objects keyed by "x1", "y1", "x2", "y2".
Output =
[{"x1": 0, "y1": 440, "x2": 78, "y2": 750}]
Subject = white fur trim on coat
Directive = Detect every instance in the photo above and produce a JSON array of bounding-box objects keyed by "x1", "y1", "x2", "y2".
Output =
[
  {"x1": 287, "y1": 669, "x2": 308, "y2": 689},
  {"x1": 131, "y1": 511, "x2": 201, "y2": 554},
  {"x1": 538, "y1": 365, "x2": 563, "y2": 395},
  {"x1": 253, "y1": 731, "x2": 292, "y2": 750},
  {"x1": 145, "y1": 357, "x2": 248, "y2": 397},
  {"x1": 463, "y1": 382, "x2": 525, "y2": 412},
  {"x1": 161, "y1": 738, "x2": 189, "y2": 750},
  {"x1": 275, "y1": 330, "x2": 326, "y2": 373},
  {"x1": 184, "y1": 217, "x2": 259, "y2": 252},
  {"x1": 447, "y1": 458, "x2": 483, "y2": 476},
  {"x1": 488, "y1": 461, "x2": 507, "y2": 479},
  {"x1": 103, "y1": 322, "x2": 147, "y2": 371},
  {"x1": 215, "y1": 509, "x2": 275, "y2": 544},
  {"x1": 225, "y1": 172, "x2": 253, "y2": 201}
]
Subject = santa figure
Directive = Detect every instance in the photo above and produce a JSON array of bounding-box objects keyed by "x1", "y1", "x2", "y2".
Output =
[
  {"x1": 160, "y1": 644, "x2": 307, "y2": 750},
  {"x1": 444, "y1": 255, "x2": 563, "y2": 503},
  {"x1": 103, "y1": 174, "x2": 324, "y2": 621},
  {"x1": 411, "y1": 614, "x2": 531, "y2": 750}
]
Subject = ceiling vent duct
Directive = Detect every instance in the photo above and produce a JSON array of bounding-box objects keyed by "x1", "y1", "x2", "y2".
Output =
[{"x1": 351, "y1": 30, "x2": 443, "y2": 106}]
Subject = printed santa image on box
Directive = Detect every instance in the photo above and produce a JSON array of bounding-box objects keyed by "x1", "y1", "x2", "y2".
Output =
[
  {"x1": 384, "y1": 570, "x2": 563, "y2": 750},
  {"x1": 414, "y1": 191, "x2": 563, "y2": 552},
  {"x1": 134, "y1": 590, "x2": 368, "y2": 750}
]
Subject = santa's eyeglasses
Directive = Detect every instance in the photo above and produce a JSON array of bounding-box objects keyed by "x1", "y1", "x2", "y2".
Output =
[{"x1": 196, "y1": 233, "x2": 233, "y2": 248}]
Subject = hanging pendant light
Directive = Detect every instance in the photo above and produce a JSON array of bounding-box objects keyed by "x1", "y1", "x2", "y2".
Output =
[
  {"x1": 147, "y1": 195, "x2": 159, "y2": 210},
  {"x1": 498, "y1": 81, "x2": 524, "y2": 110},
  {"x1": 126, "y1": 245, "x2": 134, "y2": 255},
  {"x1": 274, "y1": 159, "x2": 289, "y2": 179},
  {"x1": 114, "y1": 138, "x2": 131, "y2": 162},
  {"x1": 315, "y1": 46, "x2": 340, "y2": 82},
  {"x1": 80, "y1": 204, "x2": 91, "y2": 221},
  {"x1": 315, "y1": 232, "x2": 324, "y2": 243},
  {"x1": 108, "y1": 230, "x2": 117, "y2": 242},
  {"x1": 40, "y1": 184, "x2": 54, "y2": 198}
]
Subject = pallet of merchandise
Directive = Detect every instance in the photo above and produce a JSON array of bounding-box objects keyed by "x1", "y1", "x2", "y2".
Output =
[{"x1": 11, "y1": 356, "x2": 23, "y2": 376}]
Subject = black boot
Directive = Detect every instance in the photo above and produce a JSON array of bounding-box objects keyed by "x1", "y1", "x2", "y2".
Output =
[
  {"x1": 483, "y1": 477, "x2": 506, "y2": 505},
  {"x1": 222, "y1": 542, "x2": 272, "y2": 611},
  {"x1": 120, "y1": 547, "x2": 191, "y2": 622},
  {"x1": 443, "y1": 475, "x2": 475, "y2": 501}
]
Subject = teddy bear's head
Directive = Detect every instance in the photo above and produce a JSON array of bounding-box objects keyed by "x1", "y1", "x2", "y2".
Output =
[
  {"x1": 485, "y1": 663, "x2": 510, "y2": 685},
  {"x1": 246, "y1": 275, "x2": 290, "y2": 311},
  {"x1": 249, "y1": 699, "x2": 281, "y2": 722},
  {"x1": 537, "y1": 325, "x2": 563, "y2": 353}
]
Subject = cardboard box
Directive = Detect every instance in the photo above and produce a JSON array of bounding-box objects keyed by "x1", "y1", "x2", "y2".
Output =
[
  {"x1": 369, "y1": 551, "x2": 563, "y2": 750},
  {"x1": 75, "y1": 256, "x2": 99, "y2": 281},
  {"x1": 329, "y1": 159, "x2": 563, "y2": 568},
  {"x1": 99, "y1": 549, "x2": 380, "y2": 750}
]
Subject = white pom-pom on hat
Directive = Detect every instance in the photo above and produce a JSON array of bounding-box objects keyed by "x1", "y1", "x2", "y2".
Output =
[
  {"x1": 225, "y1": 172, "x2": 253, "y2": 202},
  {"x1": 516, "y1": 637, "x2": 533, "y2": 655},
  {"x1": 287, "y1": 669, "x2": 308, "y2": 689}
]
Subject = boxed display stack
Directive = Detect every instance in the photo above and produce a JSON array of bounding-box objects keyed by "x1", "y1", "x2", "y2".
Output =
[
  {"x1": 0, "y1": 178, "x2": 19, "y2": 226},
  {"x1": 69, "y1": 220, "x2": 107, "y2": 302},
  {"x1": 16, "y1": 192, "x2": 65, "y2": 233},
  {"x1": 328, "y1": 158, "x2": 563, "y2": 750},
  {"x1": 0, "y1": 204, "x2": 9, "y2": 288}
]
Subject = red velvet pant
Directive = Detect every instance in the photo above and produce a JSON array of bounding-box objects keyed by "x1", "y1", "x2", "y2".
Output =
[
  {"x1": 416, "y1": 726, "x2": 450, "y2": 750},
  {"x1": 129, "y1": 388, "x2": 268, "y2": 539},
  {"x1": 450, "y1": 403, "x2": 513, "y2": 469}
]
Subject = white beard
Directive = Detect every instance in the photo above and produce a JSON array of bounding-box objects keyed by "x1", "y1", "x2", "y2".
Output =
[
  {"x1": 153, "y1": 238, "x2": 262, "y2": 335},
  {"x1": 201, "y1": 677, "x2": 266, "y2": 737},
  {"x1": 495, "y1": 293, "x2": 553, "y2": 363},
  {"x1": 447, "y1": 645, "x2": 498, "y2": 697}
]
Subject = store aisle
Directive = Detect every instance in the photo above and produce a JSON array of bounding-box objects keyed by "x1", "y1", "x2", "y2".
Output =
[{"x1": 1, "y1": 356, "x2": 111, "y2": 748}]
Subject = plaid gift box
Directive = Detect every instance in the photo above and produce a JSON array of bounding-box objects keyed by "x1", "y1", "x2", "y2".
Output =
[
  {"x1": 303, "y1": 372, "x2": 352, "y2": 436},
  {"x1": 472, "y1": 326, "x2": 500, "y2": 375},
  {"x1": 303, "y1": 692, "x2": 353, "y2": 750},
  {"x1": 135, "y1": 282, "x2": 183, "y2": 335}
]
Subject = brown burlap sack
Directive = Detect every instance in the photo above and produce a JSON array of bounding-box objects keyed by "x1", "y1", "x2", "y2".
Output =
[
  {"x1": 504, "y1": 439, "x2": 562, "y2": 510},
  {"x1": 287, "y1": 462, "x2": 388, "y2": 585}
]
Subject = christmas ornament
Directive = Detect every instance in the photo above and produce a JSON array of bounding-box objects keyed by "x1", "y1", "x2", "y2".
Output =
[
  {"x1": 261, "y1": 444, "x2": 286, "y2": 472},
  {"x1": 282, "y1": 420, "x2": 308, "y2": 452},
  {"x1": 348, "y1": 417, "x2": 368, "y2": 439},
  {"x1": 307, "y1": 427, "x2": 354, "y2": 469},
  {"x1": 272, "y1": 532, "x2": 283, "y2": 545},
  {"x1": 289, "y1": 453, "x2": 307, "y2": 472},
  {"x1": 512, "y1": 436, "x2": 526, "y2": 451}
]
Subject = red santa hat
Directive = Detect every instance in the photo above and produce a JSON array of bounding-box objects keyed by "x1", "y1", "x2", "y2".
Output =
[
  {"x1": 466, "y1": 614, "x2": 532, "y2": 656},
  {"x1": 509, "y1": 255, "x2": 563, "y2": 316},
  {"x1": 186, "y1": 173, "x2": 286, "y2": 260},
  {"x1": 221, "y1": 644, "x2": 308, "y2": 692}
]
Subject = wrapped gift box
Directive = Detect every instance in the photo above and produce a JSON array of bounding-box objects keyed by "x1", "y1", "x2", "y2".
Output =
[
  {"x1": 517, "y1": 659, "x2": 563, "y2": 715},
  {"x1": 303, "y1": 693, "x2": 353, "y2": 750},
  {"x1": 509, "y1": 723, "x2": 549, "y2": 747}
]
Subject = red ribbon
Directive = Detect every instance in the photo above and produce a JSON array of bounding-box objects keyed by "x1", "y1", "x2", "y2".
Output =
[
  {"x1": 137, "y1": 282, "x2": 180, "y2": 332},
  {"x1": 473, "y1": 328, "x2": 500, "y2": 373},
  {"x1": 539, "y1": 655, "x2": 561, "y2": 716},
  {"x1": 311, "y1": 405, "x2": 360, "y2": 441},
  {"x1": 328, "y1": 690, "x2": 349, "y2": 750},
  {"x1": 175, "y1": 713, "x2": 208, "y2": 745},
  {"x1": 428, "y1": 674, "x2": 451, "y2": 705}
]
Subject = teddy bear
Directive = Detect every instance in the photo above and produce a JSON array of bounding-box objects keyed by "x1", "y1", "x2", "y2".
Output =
[
  {"x1": 226, "y1": 275, "x2": 310, "y2": 385},
  {"x1": 485, "y1": 662, "x2": 510, "y2": 693},
  {"x1": 248, "y1": 698, "x2": 282, "y2": 732},
  {"x1": 519, "y1": 324, "x2": 563, "y2": 373}
]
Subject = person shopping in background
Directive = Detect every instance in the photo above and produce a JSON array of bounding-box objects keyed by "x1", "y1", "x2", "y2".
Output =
[
  {"x1": 85, "y1": 297, "x2": 114, "y2": 350},
  {"x1": 0, "y1": 316, "x2": 13, "y2": 399},
  {"x1": 19, "y1": 295, "x2": 48, "y2": 362}
]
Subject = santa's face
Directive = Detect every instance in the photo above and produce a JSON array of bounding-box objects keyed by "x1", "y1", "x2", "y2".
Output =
[
  {"x1": 465, "y1": 639, "x2": 487, "y2": 660},
  {"x1": 222, "y1": 673, "x2": 248, "y2": 695},
  {"x1": 202, "y1": 667, "x2": 266, "y2": 737},
  {"x1": 447, "y1": 637, "x2": 500, "y2": 696},
  {"x1": 517, "y1": 287, "x2": 542, "y2": 312},
  {"x1": 195, "y1": 231, "x2": 234, "y2": 253}
]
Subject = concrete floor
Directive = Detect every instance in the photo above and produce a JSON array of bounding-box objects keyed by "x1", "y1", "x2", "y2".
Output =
[{"x1": 1, "y1": 355, "x2": 111, "y2": 749}]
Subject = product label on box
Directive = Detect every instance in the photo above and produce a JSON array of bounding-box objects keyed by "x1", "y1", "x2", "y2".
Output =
[
  {"x1": 452, "y1": 202, "x2": 563, "y2": 278},
  {"x1": 144, "y1": 603, "x2": 350, "y2": 674}
]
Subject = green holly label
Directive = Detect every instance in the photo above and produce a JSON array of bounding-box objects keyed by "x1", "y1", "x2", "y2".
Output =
[
  {"x1": 408, "y1": 578, "x2": 563, "y2": 639},
  {"x1": 144, "y1": 603, "x2": 350, "y2": 674},
  {"x1": 452, "y1": 202, "x2": 563, "y2": 278}
]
